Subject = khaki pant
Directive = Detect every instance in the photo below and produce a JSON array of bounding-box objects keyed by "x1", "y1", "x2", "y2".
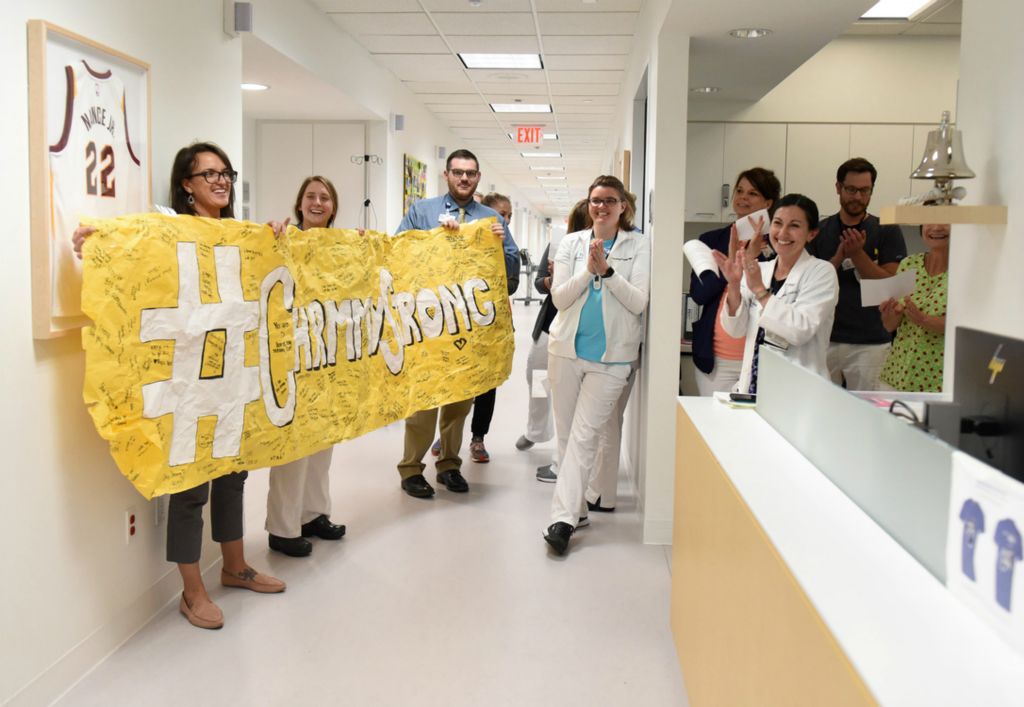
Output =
[{"x1": 398, "y1": 399, "x2": 474, "y2": 480}]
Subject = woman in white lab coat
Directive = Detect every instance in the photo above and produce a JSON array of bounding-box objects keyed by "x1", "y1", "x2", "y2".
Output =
[{"x1": 714, "y1": 194, "x2": 839, "y2": 394}]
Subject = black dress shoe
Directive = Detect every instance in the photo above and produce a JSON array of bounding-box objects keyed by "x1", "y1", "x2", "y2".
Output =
[
  {"x1": 544, "y1": 522, "x2": 573, "y2": 555},
  {"x1": 301, "y1": 514, "x2": 346, "y2": 540},
  {"x1": 401, "y1": 474, "x2": 435, "y2": 498},
  {"x1": 586, "y1": 496, "x2": 615, "y2": 513},
  {"x1": 436, "y1": 469, "x2": 469, "y2": 493},
  {"x1": 269, "y1": 534, "x2": 313, "y2": 557}
]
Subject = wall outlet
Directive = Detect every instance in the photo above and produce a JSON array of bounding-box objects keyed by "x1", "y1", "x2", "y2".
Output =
[{"x1": 125, "y1": 507, "x2": 137, "y2": 545}]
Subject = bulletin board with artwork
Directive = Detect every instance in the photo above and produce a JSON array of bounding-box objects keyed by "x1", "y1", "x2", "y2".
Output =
[
  {"x1": 27, "y1": 20, "x2": 152, "y2": 339},
  {"x1": 403, "y1": 154, "x2": 427, "y2": 216}
]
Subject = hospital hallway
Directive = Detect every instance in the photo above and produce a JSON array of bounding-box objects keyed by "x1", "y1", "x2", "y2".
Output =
[{"x1": 57, "y1": 301, "x2": 688, "y2": 707}]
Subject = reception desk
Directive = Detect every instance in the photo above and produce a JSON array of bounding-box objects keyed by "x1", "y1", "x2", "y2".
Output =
[{"x1": 671, "y1": 396, "x2": 1024, "y2": 706}]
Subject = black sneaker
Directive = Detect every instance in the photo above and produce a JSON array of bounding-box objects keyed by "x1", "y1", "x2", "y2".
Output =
[
  {"x1": 587, "y1": 496, "x2": 615, "y2": 512},
  {"x1": 301, "y1": 514, "x2": 346, "y2": 540},
  {"x1": 544, "y1": 522, "x2": 573, "y2": 555}
]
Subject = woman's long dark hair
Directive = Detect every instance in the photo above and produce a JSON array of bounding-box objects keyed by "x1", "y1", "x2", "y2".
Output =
[
  {"x1": 169, "y1": 141, "x2": 235, "y2": 218},
  {"x1": 769, "y1": 193, "x2": 819, "y2": 230}
]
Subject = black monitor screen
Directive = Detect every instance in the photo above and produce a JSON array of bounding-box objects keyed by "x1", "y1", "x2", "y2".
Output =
[{"x1": 954, "y1": 327, "x2": 1024, "y2": 481}]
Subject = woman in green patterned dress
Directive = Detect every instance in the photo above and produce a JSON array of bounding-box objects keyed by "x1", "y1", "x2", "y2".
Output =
[{"x1": 878, "y1": 222, "x2": 950, "y2": 391}]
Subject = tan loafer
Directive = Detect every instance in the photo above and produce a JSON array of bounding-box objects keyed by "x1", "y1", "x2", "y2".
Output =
[
  {"x1": 221, "y1": 567, "x2": 286, "y2": 593},
  {"x1": 179, "y1": 594, "x2": 224, "y2": 630}
]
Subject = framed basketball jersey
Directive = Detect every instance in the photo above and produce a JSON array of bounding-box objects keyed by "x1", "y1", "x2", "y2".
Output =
[{"x1": 27, "y1": 21, "x2": 151, "y2": 338}]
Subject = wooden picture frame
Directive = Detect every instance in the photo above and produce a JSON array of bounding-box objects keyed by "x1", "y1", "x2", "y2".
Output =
[{"x1": 27, "y1": 20, "x2": 152, "y2": 339}]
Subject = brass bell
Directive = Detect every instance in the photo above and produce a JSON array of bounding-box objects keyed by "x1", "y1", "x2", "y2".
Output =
[{"x1": 911, "y1": 110, "x2": 975, "y2": 204}]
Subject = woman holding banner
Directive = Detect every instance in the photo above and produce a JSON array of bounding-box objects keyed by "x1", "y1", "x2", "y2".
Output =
[
  {"x1": 73, "y1": 142, "x2": 285, "y2": 630},
  {"x1": 264, "y1": 176, "x2": 347, "y2": 557}
]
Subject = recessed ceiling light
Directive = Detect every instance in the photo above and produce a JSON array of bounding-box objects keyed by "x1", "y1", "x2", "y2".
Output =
[
  {"x1": 522, "y1": 152, "x2": 562, "y2": 158},
  {"x1": 241, "y1": 83, "x2": 269, "y2": 91},
  {"x1": 728, "y1": 28, "x2": 772, "y2": 39},
  {"x1": 538, "y1": 176, "x2": 566, "y2": 181},
  {"x1": 860, "y1": 0, "x2": 934, "y2": 19},
  {"x1": 690, "y1": 86, "x2": 720, "y2": 94},
  {"x1": 530, "y1": 166, "x2": 564, "y2": 171},
  {"x1": 461, "y1": 53, "x2": 542, "y2": 69},
  {"x1": 492, "y1": 103, "x2": 552, "y2": 113}
]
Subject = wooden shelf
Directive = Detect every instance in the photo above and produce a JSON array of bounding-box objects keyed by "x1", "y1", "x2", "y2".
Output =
[{"x1": 879, "y1": 204, "x2": 1007, "y2": 225}]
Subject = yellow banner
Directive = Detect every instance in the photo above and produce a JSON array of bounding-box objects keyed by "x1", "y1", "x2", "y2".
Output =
[{"x1": 80, "y1": 214, "x2": 513, "y2": 499}]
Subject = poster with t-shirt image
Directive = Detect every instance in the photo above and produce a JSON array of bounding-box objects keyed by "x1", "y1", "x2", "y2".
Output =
[{"x1": 945, "y1": 451, "x2": 1024, "y2": 654}]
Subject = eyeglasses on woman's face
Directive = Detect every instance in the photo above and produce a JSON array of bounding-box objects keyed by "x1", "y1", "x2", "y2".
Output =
[
  {"x1": 190, "y1": 169, "x2": 239, "y2": 184},
  {"x1": 588, "y1": 197, "x2": 620, "y2": 207}
]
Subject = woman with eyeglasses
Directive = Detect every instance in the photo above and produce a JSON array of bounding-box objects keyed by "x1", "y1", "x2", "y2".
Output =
[
  {"x1": 542, "y1": 175, "x2": 650, "y2": 556},
  {"x1": 713, "y1": 194, "x2": 839, "y2": 395},
  {"x1": 73, "y1": 142, "x2": 285, "y2": 630},
  {"x1": 264, "y1": 176, "x2": 347, "y2": 557},
  {"x1": 689, "y1": 167, "x2": 781, "y2": 395}
]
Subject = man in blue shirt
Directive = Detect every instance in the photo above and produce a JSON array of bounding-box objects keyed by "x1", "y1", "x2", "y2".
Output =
[{"x1": 395, "y1": 149, "x2": 520, "y2": 498}]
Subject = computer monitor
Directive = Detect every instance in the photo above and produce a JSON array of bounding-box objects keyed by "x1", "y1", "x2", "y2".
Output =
[{"x1": 953, "y1": 326, "x2": 1024, "y2": 482}]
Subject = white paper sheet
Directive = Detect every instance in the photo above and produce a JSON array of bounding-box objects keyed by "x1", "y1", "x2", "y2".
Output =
[
  {"x1": 945, "y1": 451, "x2": 1024, "y2": 654},
  {"x1": 860, "y1": 268, "x2": 917, "y2": 307},
  {"x1": 683, "y1": 239, "x2": 719, "y2": 278},
  {"x1": 735, "y1": 208, "x2": 770, "y2": 241}
]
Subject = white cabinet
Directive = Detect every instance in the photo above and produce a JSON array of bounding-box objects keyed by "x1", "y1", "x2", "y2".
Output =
[
  {"x1": 785, "y1": 124, "x2": 850, "y2": 217},
  {"x1": 255, "y1": 121, "x2": 366, "y2": 227},
  {"x1": 685, "y1": 123, "x2": 725, "y2": 222},
  {"x1": 721, "y1": 123, "x2": 788, "y2": 220},
  {"x1": 850, "y1": 124, "x2": 915, "y2": 213}
]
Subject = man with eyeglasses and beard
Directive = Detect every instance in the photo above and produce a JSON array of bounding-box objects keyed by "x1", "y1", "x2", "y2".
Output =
[
  {"x1": 394, "y1": 148, "x2": 520, "y2": 498},
  {"x1": 806, "y1": 157, "x2": 906, "y2": 391}
]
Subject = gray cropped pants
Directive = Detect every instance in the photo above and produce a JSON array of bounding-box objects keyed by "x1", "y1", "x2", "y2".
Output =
[{"x1": 166, "y1": 471, "x2": 247, "y2": 564}]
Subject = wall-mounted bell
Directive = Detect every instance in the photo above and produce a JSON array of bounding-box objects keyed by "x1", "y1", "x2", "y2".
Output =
[{"x1": 911, "y1": 110, "x2": 975, "y2": 204}]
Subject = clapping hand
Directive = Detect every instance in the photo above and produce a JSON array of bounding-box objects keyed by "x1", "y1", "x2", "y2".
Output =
[
  {"x1": 879, "y1": 297, "x2": 904, "y2": 332},
  {"x1": 840, "y1": 227, "x2": 866, "y2": 256},
  {"x1": 588, "y1": 240, "x2": 609, "y2": 276}
]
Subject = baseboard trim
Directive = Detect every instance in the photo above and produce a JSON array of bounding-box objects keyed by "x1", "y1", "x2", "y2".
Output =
[
  {"x1": 643, "y1": 517, "x2": 673, "y2": 545},
  {"x1": 8, "y1": 557, "x2": 224, "y2": 706}
]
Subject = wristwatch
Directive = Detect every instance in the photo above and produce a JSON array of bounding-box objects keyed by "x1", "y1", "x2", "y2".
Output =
[{"x1": 601, "y1": 266, "x2": 615, "y2": 279}]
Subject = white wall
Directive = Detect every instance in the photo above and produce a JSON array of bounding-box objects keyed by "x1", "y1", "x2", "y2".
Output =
[
  {"x1": 689, "y1": 35, "x2": 960, "y2": 124},
  {"x1": 0, "y1": 2, "x2": 242, "y2": 704},
  {"x1": 944, "y1": 0, "x2": 1024, "y2": 388}
]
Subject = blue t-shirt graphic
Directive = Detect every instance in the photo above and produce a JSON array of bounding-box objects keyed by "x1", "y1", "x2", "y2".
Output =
[
  {"x1": 994, "y1": 519, "x2": 1022, "y2": 611},
  {"x1": 959, "y1": 499, "x2": 985, "y2": 580}
]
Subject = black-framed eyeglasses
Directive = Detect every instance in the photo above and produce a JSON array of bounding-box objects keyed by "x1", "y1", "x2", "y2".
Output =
[
  {"x1": 589, "y1": 197, "x2": 620, "y2": 207},
  {"x1": 189, "y1": 169, "x2": 238, "y2": 184},
  {"x1": 448, "y1": 169, "x2": 480, "y2": 179},
  {"x1": 840, "y1": 184, "x2": 872, "y2": 197}
]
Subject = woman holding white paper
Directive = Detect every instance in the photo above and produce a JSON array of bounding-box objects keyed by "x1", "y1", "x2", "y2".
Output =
[
  {"x1": 878, "y1": 222, "x2": 950, "y2": 392},
  {"x1": 715, "y1": 194, "x2": 839, "y2": 394},
  {"x1": 688, "y1": 167, "x2": 780, "y2": 395}
]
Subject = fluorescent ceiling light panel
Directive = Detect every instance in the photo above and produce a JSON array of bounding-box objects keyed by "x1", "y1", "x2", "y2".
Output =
[
  {"x1": 459, "y1": 53, "x2": 542, "y2": 69},
  {"x1": 530, "y1": 166, "x2": 564, "y2": 171},
  {"x1": 241, "y1": 82, "x2": 269, "y2": 91},
  {"x1": 492, "y1": 103, "x2": 552, "y2": 113},
  {"x1": 537, "y1": 176, "x2": 567, "y2": 181},
  {"x1": 522, "y1": 152, "x2": 562, "y2": 158},
  {"x1": 861, "y1": 0, "x2": 934, "y2": 18}
]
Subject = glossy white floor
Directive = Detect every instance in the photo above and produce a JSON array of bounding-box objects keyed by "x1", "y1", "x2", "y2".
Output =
[{"x1": 58, "y1": 302, "x2": 688, "y2": 707}]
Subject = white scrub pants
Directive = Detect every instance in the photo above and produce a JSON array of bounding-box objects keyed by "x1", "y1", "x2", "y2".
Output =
[
  {"x1": 549, "y1": 355, "x2": 632, "y2": 526},
  {"x1": 266, "y1": 447, "x2": 333, "y2": 538},
  {"x1": 694, "y1": 357, "x2": 743, "y2": 396},
  {"x1": 827, "y1": 342, "x2": 890, "y2": 391},
  {"x1": 584, "y1": 365, "x2": 636, "y2": 509},
  {"x1": 525, "y1": 333, "x2": 554, "y2": 444}
]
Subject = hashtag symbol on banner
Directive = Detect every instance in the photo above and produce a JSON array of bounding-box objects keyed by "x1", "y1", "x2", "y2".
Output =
[{"x1": 140, "y1": 242, "x2": 261, "y2": 466}]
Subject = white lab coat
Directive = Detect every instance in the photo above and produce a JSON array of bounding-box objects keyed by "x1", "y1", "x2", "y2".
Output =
[{"x1": 720, "y1": 250, "x2": 839, "y2": 393}]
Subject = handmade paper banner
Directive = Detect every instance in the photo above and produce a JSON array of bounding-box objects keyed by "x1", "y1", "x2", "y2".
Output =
[{"x1": 80, "y1": 214, "x2": 513, "y2": 499}]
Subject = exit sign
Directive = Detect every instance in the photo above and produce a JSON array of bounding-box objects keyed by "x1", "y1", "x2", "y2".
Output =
[{"x1": 515, "y1": 126, "x2": 544, "y2": 144}]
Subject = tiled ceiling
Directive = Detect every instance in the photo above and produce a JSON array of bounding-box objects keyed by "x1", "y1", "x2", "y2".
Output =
[{"x1": 311, "y1": 0, "x2": 644, "y2": 216}]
